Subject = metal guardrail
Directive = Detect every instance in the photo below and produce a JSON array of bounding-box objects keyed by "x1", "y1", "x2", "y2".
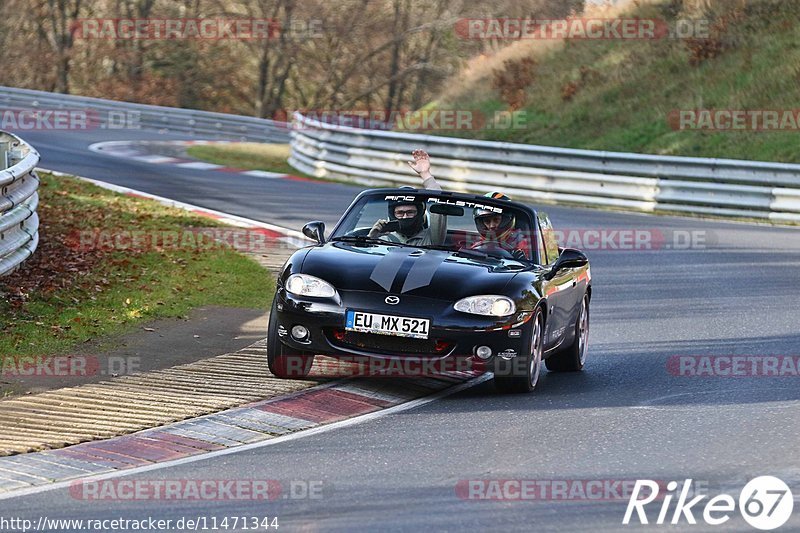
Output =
[
  {"x1": 289, "y1": 112, "x2": 800, "y2": 222},
  {"x1": 0, "y1": 131, "x2": 40, "y2": 276},
  {"x1": 0, "y1": 86, "x2": 290, "y2": 143}
]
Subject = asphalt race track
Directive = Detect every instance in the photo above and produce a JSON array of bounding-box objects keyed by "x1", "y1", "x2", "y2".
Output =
[{"x1": 2, "y1": 128, "x2": 800, "y2": 531}]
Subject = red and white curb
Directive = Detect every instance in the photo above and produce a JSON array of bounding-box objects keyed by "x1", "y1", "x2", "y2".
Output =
[
  {"x1": 87, "y1": 140, "x2": 297, "y2": 180},
  {"x1": 38, "y1": 168, "x2": 310, "y2": 248},
  {"x1": 0, "y1": 370, "x2": 489, "y2": 499}
]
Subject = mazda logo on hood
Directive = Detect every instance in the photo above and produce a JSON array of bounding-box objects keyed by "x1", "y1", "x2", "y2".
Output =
[{"x1": 385, "y1": 296, "x2": 400, "y2": 305}]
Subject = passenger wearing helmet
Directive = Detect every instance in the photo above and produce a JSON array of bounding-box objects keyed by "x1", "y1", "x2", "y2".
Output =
[
  {"x1": 472, "y1": 192, "x2": 531, "y2": 261},
  {"x1": 368, "y1": 149, "x2": 445, "y2": 246}
]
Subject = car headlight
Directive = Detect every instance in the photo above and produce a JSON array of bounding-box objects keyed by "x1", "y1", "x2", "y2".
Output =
[
  {"x1": 285, "y1": 274, "x2": 337, "y2": 298},
  {"x1": 454, "y1": 295, "x2": 516, "y2": 317}
]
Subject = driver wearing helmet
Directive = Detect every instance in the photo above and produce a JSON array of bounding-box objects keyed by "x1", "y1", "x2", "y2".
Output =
[
  {"x1": 472, "y1": 192, "x2": 531, "y2": 261},
  {"x1": 368, "y1": 149, "x2": 445, "y2": 246}
]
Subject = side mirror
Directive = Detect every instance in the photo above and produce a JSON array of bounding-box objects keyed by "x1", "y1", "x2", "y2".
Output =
[
  {"x1": 302, "y1": 221, "x2": 326, "y2": 244},
  {"x1": 544, "y1": 248, "x2": 587, "y2": 280}
]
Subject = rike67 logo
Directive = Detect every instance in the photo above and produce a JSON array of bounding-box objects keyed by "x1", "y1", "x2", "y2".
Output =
[{"x1": 624, "y1": 476, "x2": 794, "y2": 530}]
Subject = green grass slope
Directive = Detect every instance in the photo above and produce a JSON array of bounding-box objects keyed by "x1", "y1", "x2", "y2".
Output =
[{"x1": 431, "y1": 0, "x2": 800, "y2": 162}]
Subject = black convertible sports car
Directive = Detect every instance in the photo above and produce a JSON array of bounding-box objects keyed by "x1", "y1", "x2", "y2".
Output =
[{"x1": 267, "y1": 188, "x2": 591, "y2": 393}]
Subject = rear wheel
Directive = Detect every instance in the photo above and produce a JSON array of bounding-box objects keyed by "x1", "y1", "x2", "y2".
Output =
[
  {"x1": 494, "y1": 307, "x2": 544, "y2": 393},
  {"x1": 545, "y1": 293, "x2": 589, "y2": 372},
  {"x1": 267, "y1": 299, "x2": 315, "y2": 378}
]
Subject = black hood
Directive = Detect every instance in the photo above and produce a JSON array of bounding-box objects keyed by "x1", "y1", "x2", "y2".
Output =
[{"x1": 299, "y1": 242, "x2": 522, "y2": 300}]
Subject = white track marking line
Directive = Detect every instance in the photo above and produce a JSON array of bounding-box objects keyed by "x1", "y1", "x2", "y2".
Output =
[
  {"x1": 242, "y1": 170, "x2": 285, "y2": 179},
  {"x1": 131, "y1": 155, "x2": 182, "y2": 164},
  {"x1": 104, "y1": 150, "x2": 141, "y2": 157},
  {"x1": 88, "y1": 141, "x2": 136, "y2": 153},
  {"x1": 175, "y1": 161, "x2": 224, "y2": 170},
  {"x1": 0, "y1": 373, "x2": 492, "y2": 501}
]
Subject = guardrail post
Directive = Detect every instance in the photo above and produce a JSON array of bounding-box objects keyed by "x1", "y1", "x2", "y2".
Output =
[
  {"x1": 7, "y1": 148, "x2": 23, "y2": 166},
  {"x1": 0, "y1": 141, "x2": 9, "y2": 168}
]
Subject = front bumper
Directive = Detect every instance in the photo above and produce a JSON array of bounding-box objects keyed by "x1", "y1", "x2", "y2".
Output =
[{"x1": 273, "y1": 288, "x2": 532, "y2": 365}]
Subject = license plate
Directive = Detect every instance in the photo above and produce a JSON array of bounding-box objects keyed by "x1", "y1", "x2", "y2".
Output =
[{"x1": 345, "y1": 310, "x2": 430, "y2": 339}]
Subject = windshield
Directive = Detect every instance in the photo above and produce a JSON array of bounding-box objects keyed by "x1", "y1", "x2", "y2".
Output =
[{"x1": 331, "y1": 192, "x2": 536, "y2": 262}]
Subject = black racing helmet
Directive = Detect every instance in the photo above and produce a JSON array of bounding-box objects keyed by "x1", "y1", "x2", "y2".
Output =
[
  {"x1": 388, "y1": 189, "x2": 426, "y2": 238},
  {"x1": 474, "y1": 191, "x2": 515, "y2": 240}
]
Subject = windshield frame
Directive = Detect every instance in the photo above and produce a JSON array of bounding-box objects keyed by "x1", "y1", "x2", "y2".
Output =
[{"x1": 329, "y1": 189, "x2": 541, "y2": 263}]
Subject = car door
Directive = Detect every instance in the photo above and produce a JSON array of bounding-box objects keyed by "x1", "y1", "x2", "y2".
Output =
[{"x1": 537, "y1": 212, "x2": 579, "y2": 350}]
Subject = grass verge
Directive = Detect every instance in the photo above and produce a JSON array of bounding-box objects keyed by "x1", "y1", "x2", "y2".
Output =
[
  {"x1": 186, "y1": 143, "x2": 314, "y2": 177},
  {"x1": 185, "y1": 142, "x2": 365, "y2": 186},
  {"x1": 0, "y1": 172, "x2": 271, "y2": 362}
]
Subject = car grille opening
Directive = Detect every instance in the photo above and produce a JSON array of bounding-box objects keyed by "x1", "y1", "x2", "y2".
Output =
[{"x1": 326, "y1": 329, "x2": 454, "y2": 357}]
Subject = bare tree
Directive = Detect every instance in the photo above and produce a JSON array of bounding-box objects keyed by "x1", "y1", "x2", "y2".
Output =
[
  {"x1": 0, "y1": 0, "x2": 590, "y2": 114},
  {"x1": 31, "y1": 0, "x2": 85, "y2": 93}
]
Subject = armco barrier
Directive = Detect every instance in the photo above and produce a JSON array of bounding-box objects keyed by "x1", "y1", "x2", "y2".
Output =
[
  {"x1": 0, "y1": 86, "x2": 290, "y2": 143},
  {"x1": 0, "y1": 131, "x2": 40, "y2": 276},
  {"x1": 289, "y1": 112, "x2": 800, "y2": 222}
]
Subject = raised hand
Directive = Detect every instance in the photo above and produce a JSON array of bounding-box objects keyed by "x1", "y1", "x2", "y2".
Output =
[{"x1": 407, "y1": 149, "x2": 431, "y2": 177}]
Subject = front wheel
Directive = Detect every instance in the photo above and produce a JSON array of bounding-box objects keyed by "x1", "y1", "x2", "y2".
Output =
[
  {"x1": 494, "y1": 307, "x2": 544, "y2": 393},
  {"x1": 267, "y1": 299, "x2": 315, "y2": 378},
  {"x1": 545, "y1": 293, "x2": 589, "y2": 372}
]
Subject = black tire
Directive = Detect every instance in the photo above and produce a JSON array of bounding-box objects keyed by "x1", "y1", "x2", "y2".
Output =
[
  {"x1": 545, "y1": 293, "x2": 589, "y2": 372},
  {"x1": 267, "y1": 299, "x2": 315, "y2": 378},
  {"x1": 494, "y1": 307, "x2": 544, "y2": 393}
]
